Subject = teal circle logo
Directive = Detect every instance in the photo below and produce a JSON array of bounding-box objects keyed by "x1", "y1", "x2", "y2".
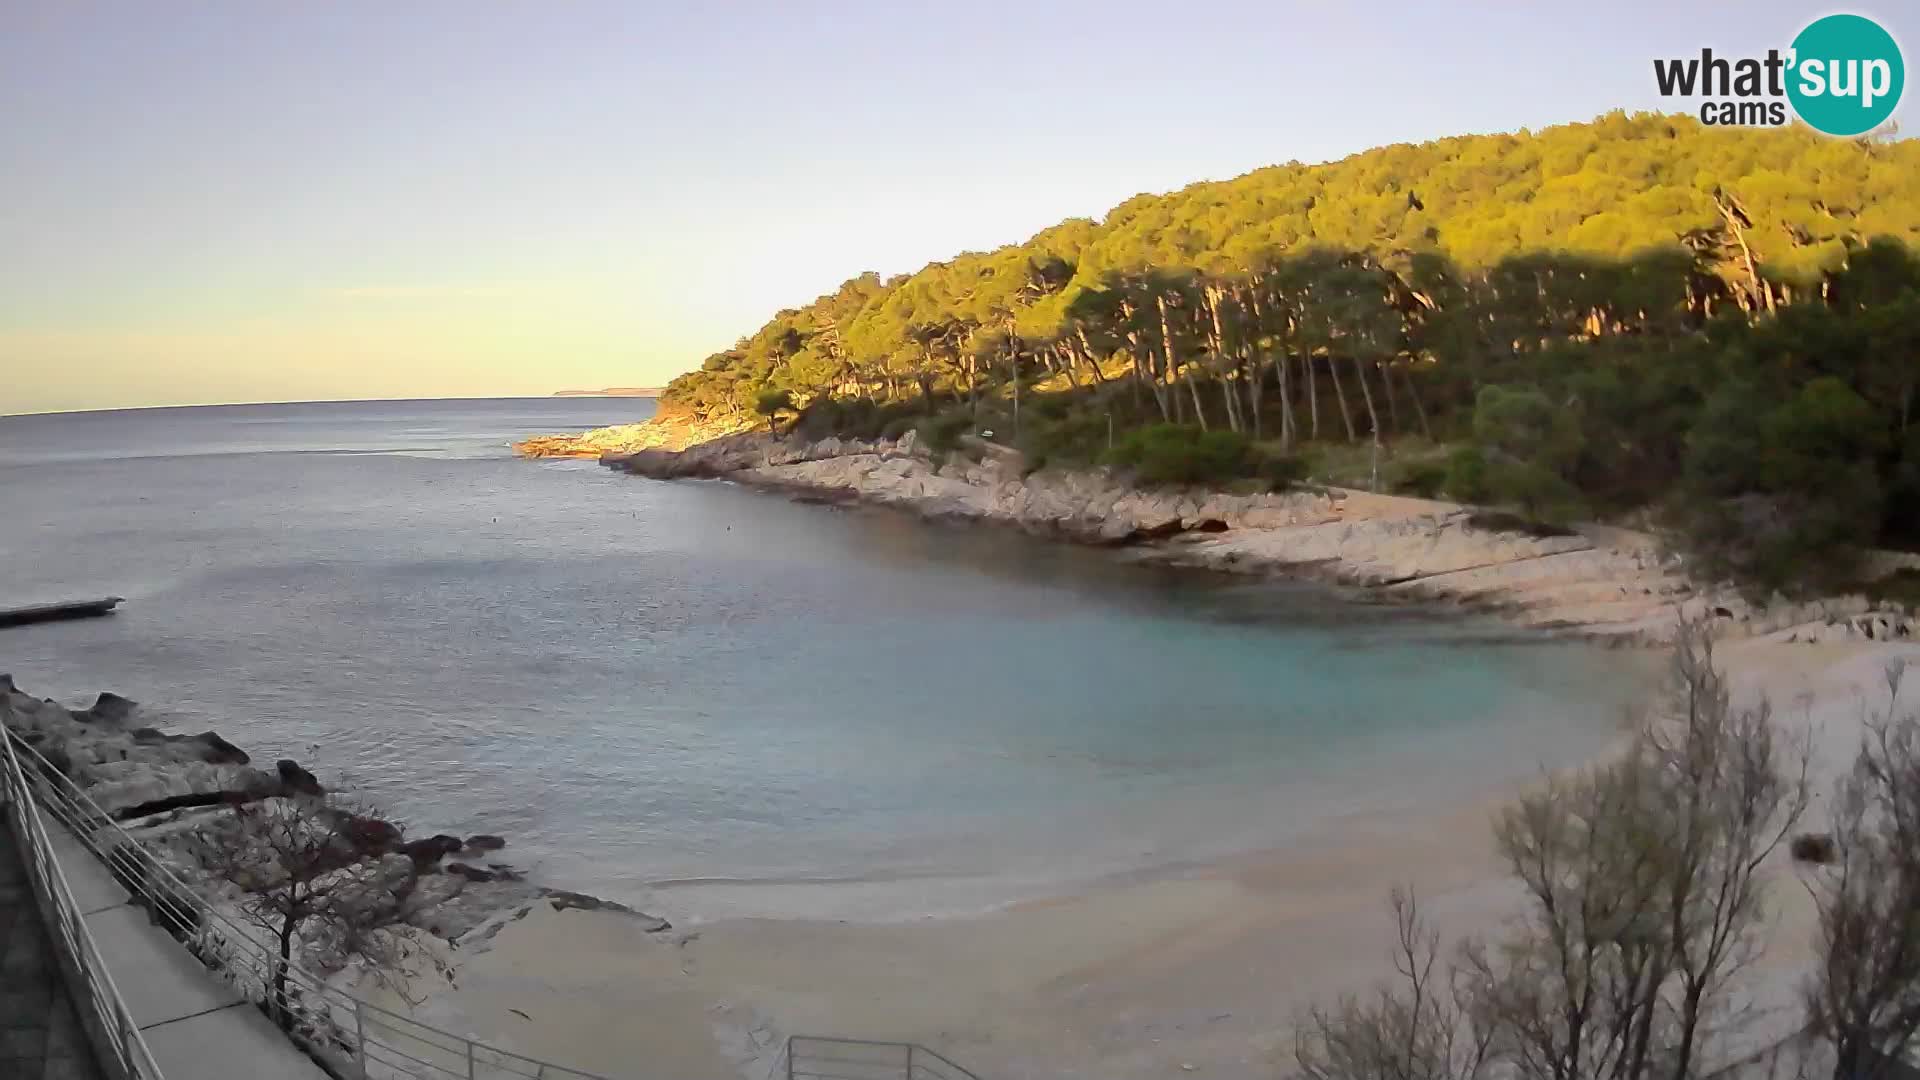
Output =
[{"x1": 1787, "y1": 14, "x2": 1904, "y2": 136}]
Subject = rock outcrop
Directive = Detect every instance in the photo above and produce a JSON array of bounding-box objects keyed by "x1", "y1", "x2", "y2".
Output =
[
  {"x1": 600, "y1": 431, "x2": 1920, "y2": 645},
  {"x1": 275, "y1": 758, "x2": 324, "y2": 796},
  {"x1": 0, "y1": 679, "x2": 673, "y2": 958},
  {"x1": 399, "y1": 834, "x2": 465, "y2": 864}
]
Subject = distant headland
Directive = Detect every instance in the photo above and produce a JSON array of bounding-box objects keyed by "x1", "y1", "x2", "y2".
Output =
[{"x1": 551, "y1": 387, "x2": 663, "y2": 397}]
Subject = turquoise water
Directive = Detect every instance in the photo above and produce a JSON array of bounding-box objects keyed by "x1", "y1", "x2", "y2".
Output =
[{"x1": 0, "y1": 399, "x2": 1647, "y2": 920}]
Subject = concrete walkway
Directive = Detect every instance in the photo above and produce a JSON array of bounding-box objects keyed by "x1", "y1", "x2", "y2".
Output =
[
  {"x1": 43, "y1": 824, "x2": 329, "y2": 1080},
  {"x1": 0, "y1": 824, "x2": 101, "y2": 1080}
]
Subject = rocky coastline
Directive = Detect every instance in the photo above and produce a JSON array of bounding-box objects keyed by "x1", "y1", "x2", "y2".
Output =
[
  {"x1": 0, "y1": 674, "x2": 671, "y2": 986},
  {"x1": 524, "y1": 418, "x2": 1920, "y2": 647},
  {"x1": 510, "y1": 411, "x2": 746, "y2": 459}
]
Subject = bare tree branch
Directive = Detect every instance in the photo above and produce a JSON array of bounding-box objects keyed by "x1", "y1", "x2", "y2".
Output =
[{"x1": 190, "y1": 792, "x2": 453, "y2": 1030}]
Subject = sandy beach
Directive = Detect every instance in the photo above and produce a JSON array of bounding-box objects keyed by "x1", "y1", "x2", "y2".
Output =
[{"x1": 391, "y1": 635, "x2": 1920, "y2": 1080}]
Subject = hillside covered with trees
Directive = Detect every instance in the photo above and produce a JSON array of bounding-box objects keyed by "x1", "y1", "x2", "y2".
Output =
[{"x1": 659, "y1": 112, "x2": 1920, "y2": 594}]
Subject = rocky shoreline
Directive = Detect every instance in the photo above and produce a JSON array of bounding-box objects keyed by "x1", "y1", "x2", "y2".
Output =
[
  {"x1": 0, "y1": 674, "x2": 671, "y2": 979},
  {"x1": 526, "y1": 419, "x2": 1920, "y2": 647},
  {"x1": 510, "y1": 411, "x2": 746, "y2": 459}
]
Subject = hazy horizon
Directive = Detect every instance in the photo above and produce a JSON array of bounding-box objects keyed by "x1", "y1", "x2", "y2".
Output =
[
  {"x1": 3, "y1": 0, "x2": 1896, "y2": 414},
  {"x1": 0, "y1": 392, "x2": 658, "y2": 420}
]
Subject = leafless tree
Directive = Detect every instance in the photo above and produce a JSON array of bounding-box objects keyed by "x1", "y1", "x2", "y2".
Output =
[
  {"x1": 1803, "y1": 662, "x2": 1920, "y2": 1080},
  {"x1": 1291, "y1": 620, "x2": 1810, "y2": 1080},
  {"x1": 1458, "y1": 749, "x2": 1670, "y2": 1080},
  {"x1": 192, "y1": 793, "x2": 449, "y2": 1030},
  {"x1": 1643, "y1": 624, "x2": 1811, "y2": 1078},
  {"x1": 1294, "y1": 888, "x2": 1495, "y2": 1080}
]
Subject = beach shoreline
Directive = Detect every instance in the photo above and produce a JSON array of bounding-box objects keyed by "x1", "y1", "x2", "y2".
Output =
[
  {"x1": 493, "y1": 415, "x2": 1920, "y2": 1077},
  {"x1": 11, "y1": 636, "x2": 1904, "y2": 1078},
  {"x1": 396, "y1": 634, "x2": 1912, "y2": 1080}
]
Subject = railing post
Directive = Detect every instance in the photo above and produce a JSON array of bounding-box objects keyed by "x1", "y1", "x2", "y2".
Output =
[
  {"x1": 354, "y1": 999, "x2": 367, "y2": 1077},
  {"x1": 468, "y1": 1037, "x2": 477, "y2": 1079},
  {"x1": 787, "y1": 1037, "x2": 795, "y2": 1080},
  {"x1": 907, "y1": 1043, "x2": 915, "y2": 1080}
]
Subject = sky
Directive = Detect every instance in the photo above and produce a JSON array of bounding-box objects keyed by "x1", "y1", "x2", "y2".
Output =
[{"x1": 0, "y1": 1, "x2": 1902, "y2": 414}]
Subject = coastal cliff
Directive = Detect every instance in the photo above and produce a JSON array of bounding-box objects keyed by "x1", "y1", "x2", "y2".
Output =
[{"x1": 582, "y1": 425, "x2": 1919, "y2": 645}]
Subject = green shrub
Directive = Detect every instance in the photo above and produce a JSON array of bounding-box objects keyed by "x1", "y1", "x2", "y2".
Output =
[
  {"x1": 1019, "y1": 411, "x2": 1112, "y2": 468},
  {"x1": 1445, "y1": 445, "x2": 1491, "y2": 502},
  {"x1": 1472, "y1": 384, "x2": 1583, "y2": 471},
  {"x1": 1104, "y1": 424, "x2": 1246, "y2": 486},
  {"x1": 1256, "y1": 453, "x2": 1312, "y2": 491},
  {"x1": 880, "y1": 416, "x2": 921, "y2": 441},
  {"x1": 1483, "y1": 459, "x2": 1589, "y2": 525},
  {"x1": 1388, "y1": 459, "x2": 1448, "y2": 499},
  {"x1": 1105, "y1": 422, "x2": 1282, "y2": 486},
  {"x1": 1459, "y1": 385, "x2": 1588, "y2": 523},
  {"x1": 919, "y1": 413, "x2": 974, "y2": 455},
  {"x1": 1026, "y1": 394, "x2": 1073, "y2": 422},
  {"x1": 791, "y1": 396, "x2": 919, "y2": 441},
  {"x1": 754, "y1": 388, "x2": 794, "y2": 418},
  {"x1": 1668, "y1": 491, "x2": 1872, "y2": 599},
  {"x1": 1099, "y1": 423, "x2": 1312, "y2": 490},
  {"x1": 1447, "y1": 443, "x2": 1587, "y2": 524},
  {"x1": 793, "y1": 396, "x2": 849, "y2": 439},
  {"x1": 1670, "y1": 375, "x2": 1888, "y2": 596}
]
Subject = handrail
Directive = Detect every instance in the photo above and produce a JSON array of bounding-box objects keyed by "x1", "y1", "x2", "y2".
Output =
[
  {"x1": 9, "y1": 726, "x2": 992, "y2": 1080},
  {"x1": 0, "y1": 725, "x2": 167, "y2": 1079},
  {"x1": 3, "y1": 727, "x2": 614, "y2": 1080},
  {"x1": 784, "y1": 1036, "x2": 982, "y2": 1080}
]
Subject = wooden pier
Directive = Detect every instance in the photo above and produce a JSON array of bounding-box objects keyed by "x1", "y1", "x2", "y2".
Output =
[{"x1": 0, "y1": 597, "x2": 124, "y2": 628}]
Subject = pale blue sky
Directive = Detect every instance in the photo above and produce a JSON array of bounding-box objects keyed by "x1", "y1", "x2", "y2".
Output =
[{"x1": 0, "y1": 1, "x2": 1898, "y2": 413}]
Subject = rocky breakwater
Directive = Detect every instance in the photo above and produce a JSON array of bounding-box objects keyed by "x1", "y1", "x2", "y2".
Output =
[
  {"x1": 605, "y1": 430, "x2": 1920, "y2": 644},
  {"x1": 0, "y1": 675, "x2": 671, "y2": 1006}
]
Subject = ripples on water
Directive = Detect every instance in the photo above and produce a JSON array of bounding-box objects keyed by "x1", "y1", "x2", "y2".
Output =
[{"x1": 0, "y1": 399, "x2": 1650, "y2": 920}]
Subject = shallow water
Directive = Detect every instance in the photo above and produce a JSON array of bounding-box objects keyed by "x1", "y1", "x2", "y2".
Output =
[{"x1": 0, "y1": 399, "x2": 1649, "y2": 920}]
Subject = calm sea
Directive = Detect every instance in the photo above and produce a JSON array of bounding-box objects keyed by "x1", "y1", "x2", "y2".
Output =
[{"x1": 0, "y1": 398, "x2": 1646, "y2": 920}]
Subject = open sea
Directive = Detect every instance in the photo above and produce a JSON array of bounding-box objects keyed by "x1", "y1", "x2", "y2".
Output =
[{"x1": 0, "y1": 398, "x2": 1649, "y2": 921}]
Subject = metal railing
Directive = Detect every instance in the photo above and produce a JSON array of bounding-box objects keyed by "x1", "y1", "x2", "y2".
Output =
[
  {"x1": 783, "y1": 1037, "x2": 981, "y2": 1080},
  {"x1": 3, "y1": 727, "x2": 614, "y2": 1080},
  {"x1": 1, "y1": 724, "x2": 166, "y2": 1080}
]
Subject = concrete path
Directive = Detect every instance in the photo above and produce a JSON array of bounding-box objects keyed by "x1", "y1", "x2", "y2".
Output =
[
  {"x1": 0, "y1": 822, "x2": 102, "y2": 1080},
  {"x1": 42, "y1": 824, "x2": 329, "y2": 1080}
]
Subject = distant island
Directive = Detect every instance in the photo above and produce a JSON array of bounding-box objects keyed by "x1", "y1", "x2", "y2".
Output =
[{"x1": 552, "y1": 387, "x2": 663, "y2": 397}]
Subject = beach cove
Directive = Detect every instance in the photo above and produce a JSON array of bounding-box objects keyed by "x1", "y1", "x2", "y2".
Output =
[
  {"x1": 10, "y1": 642, "x2": 1907, "y2": 1080},
  {"x1": 6, "y1": 398, "x2": 1898, "y2": 1079}
]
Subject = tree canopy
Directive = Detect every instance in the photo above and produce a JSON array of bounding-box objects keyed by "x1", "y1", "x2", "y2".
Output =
[
  {"x1": 657, "y1": 112, "x2": 1920, "y2": 594},
  {"x1": 665, "y1": 113, "x2": 1915, "y2": 421}
]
